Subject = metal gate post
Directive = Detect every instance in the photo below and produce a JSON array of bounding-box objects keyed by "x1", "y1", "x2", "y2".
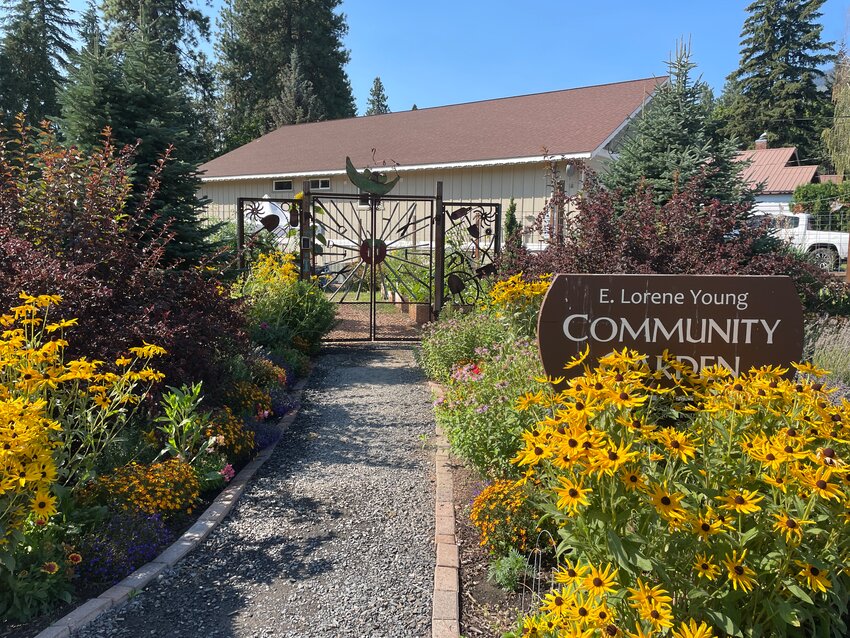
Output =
[
  {"x1": 236, "y1": 198, "x2": 246, "y2": 272},
  {"x1": 434, "y1": 181, "x2": 445, "y2": 314},
  {"x1": 494, "y1": 202, "x2": 503, "y2": 255},
  {"x1": 370, "y1": 195, "x2": 378, "y2": 340},
  {"x1": 300, "y1": 181, "x2": 312, "y2": 280}
]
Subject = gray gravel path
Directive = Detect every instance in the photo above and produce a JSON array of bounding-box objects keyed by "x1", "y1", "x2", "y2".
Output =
[{"x1": 71, "y1": 346, "x2": 435, "y2": 638}]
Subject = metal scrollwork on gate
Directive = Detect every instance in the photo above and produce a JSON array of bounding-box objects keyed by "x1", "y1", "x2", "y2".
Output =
[
  {"x1": 235, "y1": 197, "x2": 303, "y2": 272},
  {"x1": 442, "y1": 202, "x2": 501, "y2": 306}
]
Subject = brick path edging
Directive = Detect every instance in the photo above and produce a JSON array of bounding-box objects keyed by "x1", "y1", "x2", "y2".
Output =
[
  {"x1": 34, "y1": 373, "x2": 313, "y2": 638},
  {"x1": 429, "y1": 381, "x2": 460, "y2": 638}
]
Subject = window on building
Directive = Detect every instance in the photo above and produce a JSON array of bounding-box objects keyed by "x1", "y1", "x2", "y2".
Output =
[
  {"x1": 273, "y1": 180, "x2": 293, "y2": 191},
  {"x1": 309, "y1": 178, "x2": 331, "y2": 190}
]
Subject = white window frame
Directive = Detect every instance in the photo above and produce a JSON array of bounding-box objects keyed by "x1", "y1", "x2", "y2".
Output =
[
  {"x1": 273, "y1": 179, "x2": 293, "y2": 192},
  {"x1": 309, "y1": 178, "x2": 331, "y2": 190}
]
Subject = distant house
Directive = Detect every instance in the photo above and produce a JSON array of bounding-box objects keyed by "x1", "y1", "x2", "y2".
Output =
[
  {"x1": 198, "y1": 77, "x2": 662, "y2": 246},
  {"x1": 736, "y1": 135, "x2": 820, "y2": 214}
]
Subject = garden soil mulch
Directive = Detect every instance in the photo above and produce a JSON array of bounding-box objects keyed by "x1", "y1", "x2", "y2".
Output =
[{"x1": 453, "y1": 460, "x2": 525, "y2": 637}]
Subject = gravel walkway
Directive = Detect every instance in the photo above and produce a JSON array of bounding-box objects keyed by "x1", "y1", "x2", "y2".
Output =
[{"x1": 72, "y1": 346, "x2": 435, "y2": 638}]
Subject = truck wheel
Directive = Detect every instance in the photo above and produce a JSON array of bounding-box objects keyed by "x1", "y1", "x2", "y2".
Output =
[{"x1": 808, "y1": 247, "x2": 839, "y2": 272}]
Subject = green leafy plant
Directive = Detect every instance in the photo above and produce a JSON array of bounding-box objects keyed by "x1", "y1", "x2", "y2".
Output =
[
  {"x1": 0, "y1": 518, "x2": 77, "y2": 621},
  {"x1": 488, "y1": 548, "x2": 529, "y2": 592},
  {"x1": 237, "y1": 251, "x2": 336, "y2": 354},
  {"x1": 418, "y1": 306, "x2": 508, "y2": 383},
  {"x1": 154, "y1": 383, "x2": 215, "y2": 465},
  {"x1": 434, "y1": 339, "x2": 543, "y2": 478}
]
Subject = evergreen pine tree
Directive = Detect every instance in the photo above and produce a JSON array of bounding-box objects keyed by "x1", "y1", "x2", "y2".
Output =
[
  {"x1": 59, "y1": 2, "x2": 129, "y2": 147},
  {"x1": 0, "y1": 0, "x2": 75, "y2": 124},
  {"x1": 118, "y1": 15, "x2": 214, "y2": 264},
  {"x1": 365, "y1": 76, "x2": 390, "y2": 115},
  {"x1": 270, "y1": 48, "x2": 324, "y2": 126},
  {"x1": 721, "y1": 0, "x2": 834, "y2": 159},
  {"x1": 823, "y1": 49, "x2": 849, "y2": 176},
  {"x1": 215, "y1": 0, "x2": 355, "y2": 150},
  {"x1": 504, "y1": 198, "x2": 521, "y2": 247},
  {"x1": 411, "y1": 104, "x2": 418, "y2": 110},
  {"x1": 604, "y1": 43, "x2": 754, "y2": 207},
  {"x1": 101, "y1": 0, "x2": 216, "y2": 161}
]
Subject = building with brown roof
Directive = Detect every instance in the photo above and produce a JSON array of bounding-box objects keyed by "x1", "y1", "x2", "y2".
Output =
[
  {"x1": 199, "y1": 77, "x2": 662, "y2": 244},
  {"x1": 736, "y1": 136, "x2": 820, "y2": 214}
]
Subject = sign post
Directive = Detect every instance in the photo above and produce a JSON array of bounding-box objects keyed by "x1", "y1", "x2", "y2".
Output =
[{"x1": 537, "y1": 274, "x2": 804, "y2": 380}]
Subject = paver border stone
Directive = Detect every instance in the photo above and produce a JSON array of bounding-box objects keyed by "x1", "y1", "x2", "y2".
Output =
[{"x1": 429, "y1": 381, "x2": 460, "y2": 638}]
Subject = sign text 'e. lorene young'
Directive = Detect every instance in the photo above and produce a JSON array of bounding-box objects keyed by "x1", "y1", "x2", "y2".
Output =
[{"x1": 537, "y1": 274, "x2": 804, "y2": 380}]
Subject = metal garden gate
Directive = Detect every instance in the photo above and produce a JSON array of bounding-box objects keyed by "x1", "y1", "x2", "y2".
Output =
[{"x1": 236, "y1": 181, "x2": 501, "y2": 342}]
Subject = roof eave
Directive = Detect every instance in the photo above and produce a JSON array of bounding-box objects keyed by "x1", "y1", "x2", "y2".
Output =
[{"x1": 199, "y1": 152, "x2": 594, "y2": 183}]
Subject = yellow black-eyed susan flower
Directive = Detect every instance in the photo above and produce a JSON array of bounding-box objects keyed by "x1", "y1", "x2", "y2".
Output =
[
  {"x1": 553, "y1": 559, "x2": 589, "y2": 587},
  {"x1": 648, "y1": 482, "x2": 686, "y2": 522},
  {"x1": 541, "y1": 587, "x2": 572, "y2": 616},
  {"x1": 693, "y1": 553, "x2": 720, "y2": 580},
  {"x1": 722, "y1": 550, "x2": 756, "y2": 592},
  {"x1": 583, "y1": 563, "x2": 619, "y2": 597},
  {"x1": 772, "y1": 512, "x2": 811, "y2": 545},
  {"x1": 31, "y1": 489, "x2": 57, "y2": 519},
  {"x1": 671, "y1": 619, "x2": 714, "y2": 638},
  {"x1": 717, "y1": 488, "x2": 763, "y2": 514},
  {"x1": 796, "y1": 561, "x2": 831, "y2": 593},
  {"x1": 555, "y1": 477, "x2": 591, "y2": 513}
]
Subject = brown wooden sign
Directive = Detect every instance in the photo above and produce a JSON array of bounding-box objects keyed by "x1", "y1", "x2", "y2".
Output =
[{"x1": 537, "y1": 274, "x2": 804, "y2": 379}]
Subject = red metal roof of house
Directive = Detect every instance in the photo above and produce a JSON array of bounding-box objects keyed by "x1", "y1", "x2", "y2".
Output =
[
  {"x1": 200, "y1": 77, "x2": 663, "y2": 180},
  {"x1": 736, "y1": 147, "x2": 819, "y2": 194}
]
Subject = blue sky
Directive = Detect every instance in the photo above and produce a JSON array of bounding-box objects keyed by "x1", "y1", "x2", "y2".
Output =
[{"x1": 65, "y1": 0, "x2": 849, "y2": 114}]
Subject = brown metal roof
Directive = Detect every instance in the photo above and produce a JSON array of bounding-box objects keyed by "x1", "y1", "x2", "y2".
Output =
[
  {"x1": 200, "y1": 77, "x2": 663, "y2": 180},
  {"x1": 737, "y1": 147, "x2": 819, "y2": 194}
]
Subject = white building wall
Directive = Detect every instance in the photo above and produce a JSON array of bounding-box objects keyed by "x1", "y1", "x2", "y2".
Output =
[
  {"x1": 752, "y1": 194, "x2": 793, "y2": 215},
  {"x1": 198, "y1": 161, "x2": 578, "y2": 246}
]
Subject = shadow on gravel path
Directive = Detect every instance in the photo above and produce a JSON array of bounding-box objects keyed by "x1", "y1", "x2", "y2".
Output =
[{"x1": 68, "y1": 345, "x2": 435, "y2": 638}]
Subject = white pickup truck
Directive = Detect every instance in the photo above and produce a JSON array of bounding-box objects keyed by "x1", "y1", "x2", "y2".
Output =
[{"x1": 758, "y1": 212, "x2": 849, "y2": 272}]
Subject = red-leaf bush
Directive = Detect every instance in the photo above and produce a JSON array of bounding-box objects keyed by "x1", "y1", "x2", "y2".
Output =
[
  {"x1": 0, "y1": 119, "x2": 247, "y2": 400},
  {"x1": 502, "y1": 169, "x2": 849, "y2": 313}
]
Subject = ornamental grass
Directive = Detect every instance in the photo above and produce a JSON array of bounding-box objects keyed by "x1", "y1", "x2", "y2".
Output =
[{"x1": 506, "y1": 348, "x2": 850, "y2": 638}]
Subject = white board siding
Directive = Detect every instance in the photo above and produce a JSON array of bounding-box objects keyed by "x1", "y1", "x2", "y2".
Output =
[{"x1": 199, "y1": 162, "x2": 570, "y2": 246}]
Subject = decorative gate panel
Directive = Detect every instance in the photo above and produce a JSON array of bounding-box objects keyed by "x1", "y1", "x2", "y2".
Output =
[
  {"x1": 309, "y1": 193, "x2": 436, "y2": 341},
  {"x1": 235, "y1": 183, "x2": 501, "y2": 343},
  {"x1": 439, "y1": 201, "x2": 502, "y2": 308}
]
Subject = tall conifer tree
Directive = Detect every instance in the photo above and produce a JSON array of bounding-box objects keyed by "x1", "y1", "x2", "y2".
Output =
[
  {"x1": 0, "y1": 0, "x2": 75, "y2": 124},
  {"x1": 59, "y1": 2, "x2": 129, "y2": 146},
  {"x1": 215, "y1": 0, "x2": 355, "y2": 150},
  {"x1": 365, "y1": 77, "x2": 390, "y2": 115},
  {"x1": 604, "y1": 44, "x2": 754, "y2": 207},
  {"x1": 61, "y1": 11, "x2": 214, "y2": 264},
  {"x1": 119, "y1": 15, "x2": 213, "y2": 263},
  {"x1": 721, "y1": 0, "x2": 834, "y2": 159},
  {"x1": 101, "y1": 0, "x2": 216, "y2": 160},
  {"x1": 270, "y1": 47, "x2": 324, "y2": 126}
]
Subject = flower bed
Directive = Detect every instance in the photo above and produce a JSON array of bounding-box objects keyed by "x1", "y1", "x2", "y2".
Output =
[
  {"x1": 0, "y1": 124, "x2": 334, "y2": 630},
  {"x1": 422, "y1": 272, "x2": 850, "y2": 638}
]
